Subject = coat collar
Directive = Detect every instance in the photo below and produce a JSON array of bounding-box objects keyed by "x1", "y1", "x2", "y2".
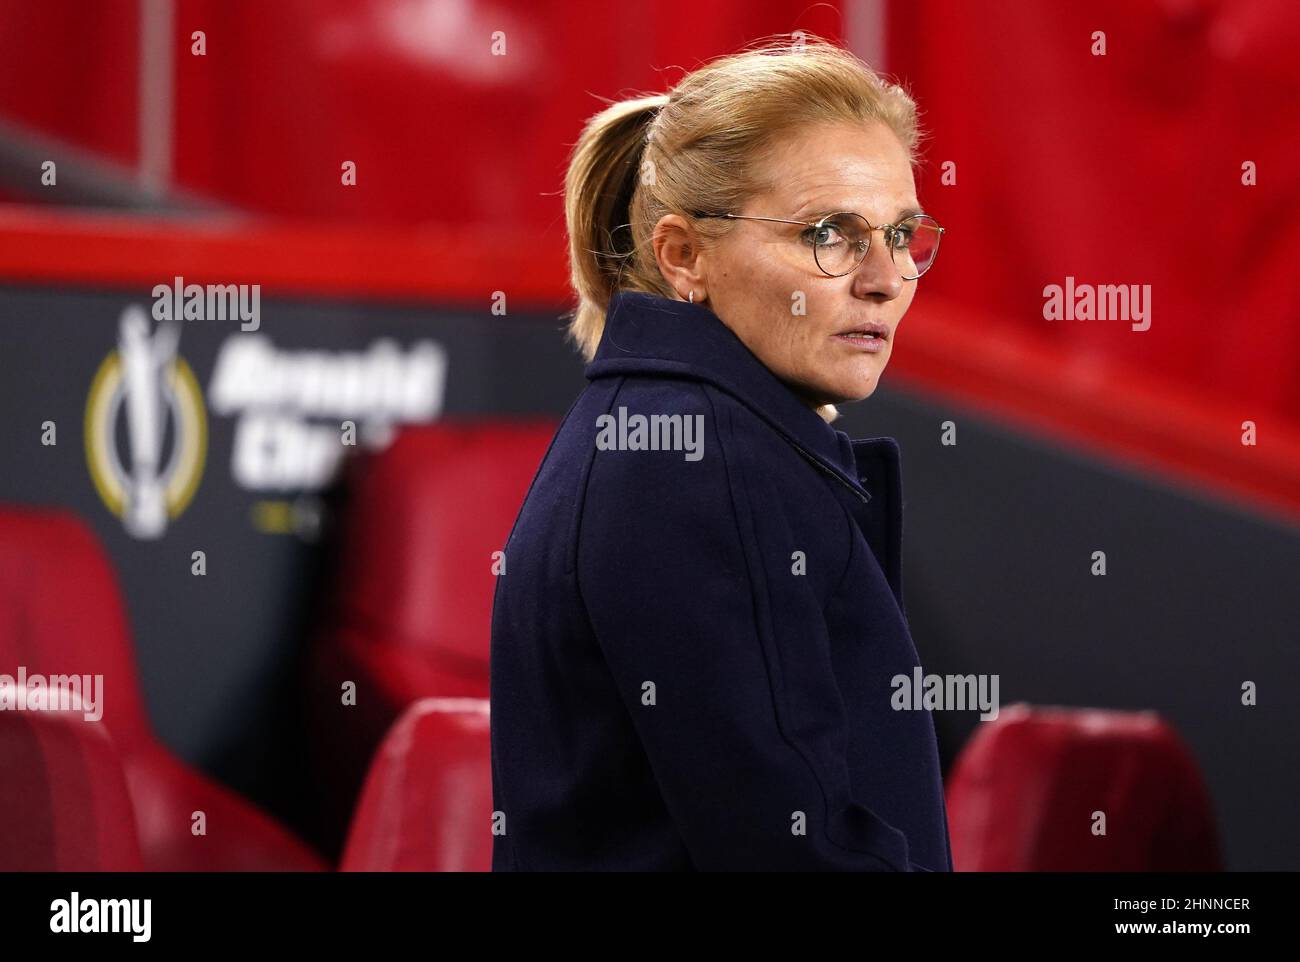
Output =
[{"x1": 585, "y1": 290, "x2": 888, "y2": 504}]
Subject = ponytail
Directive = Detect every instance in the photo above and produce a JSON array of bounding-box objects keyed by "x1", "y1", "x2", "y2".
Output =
[{"x1": 562, "y1": 94, "x2": 673, "y2": 360}]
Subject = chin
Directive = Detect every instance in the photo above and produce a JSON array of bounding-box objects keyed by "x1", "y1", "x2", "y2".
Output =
[
  {"x1": 836, "y1": 386, "x2": 877, "y2": 405},
  {"x1": 790, "y1": 362, "x2": 882, "y2": 407},
  {"x1": 826, "y1": 371, "x2": 882, "y2": 405},
  {"x1": 808, "y1": 380, "x2": 876, "y2": 407}
]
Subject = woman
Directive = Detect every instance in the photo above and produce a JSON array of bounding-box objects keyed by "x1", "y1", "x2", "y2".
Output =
[{"x1": 490, "y1": 35, "x2": 951, "y2": 871}]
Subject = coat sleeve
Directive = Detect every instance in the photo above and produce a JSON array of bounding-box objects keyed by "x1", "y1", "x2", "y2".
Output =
[{"x1": 577, "y1": 385, "x2": 924, "y2": 871}]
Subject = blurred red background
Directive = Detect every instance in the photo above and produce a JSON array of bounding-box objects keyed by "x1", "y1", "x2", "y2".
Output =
[
  {"x1": 1, "y1": 0, "x2": 1296, "y2": 518},
  {"x1": 0, "y1": 0, "x2": 1297, "y2": 874}
]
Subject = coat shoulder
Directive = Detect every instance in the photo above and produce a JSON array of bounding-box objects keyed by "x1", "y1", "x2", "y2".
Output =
[
  {"x1": 582, "y1": 375, "x2": 774, "y2": 491},
  {"x1": 584, "y1": 377, "x2": 734, "y2": 489}
]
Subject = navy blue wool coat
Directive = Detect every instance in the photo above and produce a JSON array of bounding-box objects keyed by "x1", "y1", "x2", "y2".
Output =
[{"x1": 490, "y1": 290, "x2": 953, "y2": 871}]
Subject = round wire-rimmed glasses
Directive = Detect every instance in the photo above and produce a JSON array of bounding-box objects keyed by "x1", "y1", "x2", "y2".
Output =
[{"x1": 690, "y1": 209, "x2": 944, "y2": 280}]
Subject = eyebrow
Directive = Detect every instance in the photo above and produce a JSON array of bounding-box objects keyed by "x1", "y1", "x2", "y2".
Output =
[{"x1": 796, "y1": 201, "x2": 924, "y2": 221}]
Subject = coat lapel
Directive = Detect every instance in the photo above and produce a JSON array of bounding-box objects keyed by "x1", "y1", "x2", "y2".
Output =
[{"x1": 850, "y1": 437, "x2": 906, "y2": 618}]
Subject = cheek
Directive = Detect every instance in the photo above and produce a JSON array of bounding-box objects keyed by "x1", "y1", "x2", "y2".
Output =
[{"x1": 749, "y1": 265, "x2": 808, "y2": 343}]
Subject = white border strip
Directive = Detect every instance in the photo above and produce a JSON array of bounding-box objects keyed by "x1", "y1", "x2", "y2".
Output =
[
  {"x1": 847, "y1": 0, "x2": 889, "y2": 72},
  {"x1": 138, "y1": 0, "x2": 175, "y2": 196}
]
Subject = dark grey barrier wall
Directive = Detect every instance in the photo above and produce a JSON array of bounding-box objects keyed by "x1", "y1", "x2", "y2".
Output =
[
  {"x1": 834, "y1": 396, "x2": 1300, "y2": 871},
  {"x1": 0, "y1": 284, "x2": 583, "y2": 851},
  {"x1": 2, "y1": 284, "x2": 1296, "y2": 868}
]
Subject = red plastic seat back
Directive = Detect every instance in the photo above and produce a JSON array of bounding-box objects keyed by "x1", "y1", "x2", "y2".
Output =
[
  {"x1": 0, "y1": 505, "x2": 152, "y2": 747},
  {"x1": 0, "y1": 505, "x2": 327, "y2": 872},
  {"x1": 946, "y1": 703, "x2": 1223, "y2": 871},
  {"x1": 340, "y1": 697, "x2": 492, "y2": 871},
  {"x1": 306, "y1": 421, "x2": 552, "y2": 856},
  {"x1": 0, "y1": 709, "x2": 144, "y2": 871},
  {"x1": 326, "y1": 421, "x2": 554, "y2": 690}
]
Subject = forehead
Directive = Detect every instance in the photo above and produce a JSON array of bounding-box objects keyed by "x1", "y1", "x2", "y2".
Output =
[{"x1": 755, "y1": 122, "x2": 918, "y2": 215}]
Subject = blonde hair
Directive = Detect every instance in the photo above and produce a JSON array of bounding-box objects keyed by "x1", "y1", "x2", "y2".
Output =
[{"x1": 561, "y1": 33, "x2": 925, "y2": 420}]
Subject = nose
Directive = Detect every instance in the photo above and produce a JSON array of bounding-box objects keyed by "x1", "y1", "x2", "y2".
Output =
[{"x1": 849, "y1": 228, "x2": 905, "y2": 300}]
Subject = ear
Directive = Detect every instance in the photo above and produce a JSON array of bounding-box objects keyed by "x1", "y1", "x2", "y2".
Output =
[{"x1": 651, "y1": 213, "x2": 708, "y2": 300}]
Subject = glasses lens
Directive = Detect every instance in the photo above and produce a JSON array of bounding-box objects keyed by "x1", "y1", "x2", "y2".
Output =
[
  {"x1": 891, "y1": 215, "x2": 942, "y2": 279},
  {"x1": 810, "y1": 212, "x2": 872, "y2": 276}
]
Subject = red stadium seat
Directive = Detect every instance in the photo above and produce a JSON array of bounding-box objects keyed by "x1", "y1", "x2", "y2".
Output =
[
  {"x1": 0, "y1": 505, "x2": 327, "y2": 871},
  {"x1": 305, "y1": 420, "x2": 553, "y2": 855},
  {"x1": 339, "y1": 697, "x2": 492, "y2": 872},
  {"x1": 0, "y1": 708, "x2": 144, "y2": 871},
  {"x1": 945, "y1": 703, "x2": 1224, "y2": 871}
]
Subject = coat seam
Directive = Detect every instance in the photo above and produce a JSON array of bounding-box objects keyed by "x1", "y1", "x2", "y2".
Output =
[
  {"x1": 827, "y1": 494, "x2": 862, "y2": 603},
  {"x1": 567, "y1": 378, "x2": 623, "y2": 577}
]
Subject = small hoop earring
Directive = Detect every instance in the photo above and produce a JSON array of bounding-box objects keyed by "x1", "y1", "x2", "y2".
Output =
[{"x1": 688, "y1": 290, "x2": 695, "y2": 304}]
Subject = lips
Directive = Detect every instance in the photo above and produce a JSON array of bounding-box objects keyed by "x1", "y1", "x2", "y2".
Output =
[{"x1": 833, "y1": 322, "x2": 889, "y2": 341}]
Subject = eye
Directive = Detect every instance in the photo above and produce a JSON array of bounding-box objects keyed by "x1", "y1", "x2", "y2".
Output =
[
  {"x1": 891, "y1": 226, "x2": 914, "y2": 249},
  {"x1": 802, "y1": 222, "x2": 847, "y2": 248}
]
